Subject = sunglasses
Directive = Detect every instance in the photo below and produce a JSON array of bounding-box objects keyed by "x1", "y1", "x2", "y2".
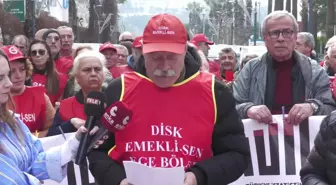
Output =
[{"x1": 31, "y1": 49, "x2": 46, "y2": 56}]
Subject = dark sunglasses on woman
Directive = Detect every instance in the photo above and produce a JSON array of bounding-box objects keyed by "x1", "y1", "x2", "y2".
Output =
[{"x1": 31, "y1": 49, "x2": 46, "y2": 56}]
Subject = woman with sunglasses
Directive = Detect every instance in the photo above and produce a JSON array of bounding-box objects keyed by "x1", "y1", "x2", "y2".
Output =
[
  {"x1": 43, "y1": 29, "x2": 73, "y2": 74},
  {"x1": 1, "y1": 45, "x2": 55, "y2": 138},
  {"x1": 29, "y1": 40, "x2": 68, "y2": 106}
]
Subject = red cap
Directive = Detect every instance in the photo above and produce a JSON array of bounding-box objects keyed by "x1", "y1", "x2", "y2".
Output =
[
  {"x1": 142, "y1": 13, "x2": 187, "y2": 54},
  {"x1": 191, "y1": 34, "x2": 214, "y2": 45},
  {"x1": 1, "y1": 45, "x2": 25, "y2": 62},
  {"x1": 99, "y1": 42, "x2": 117, "y2": 52},
  {"x1": 132, "y1": 36, "x2": 143, "y2": 48}
]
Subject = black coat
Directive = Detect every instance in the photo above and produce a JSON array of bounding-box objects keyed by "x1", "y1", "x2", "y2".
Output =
[{"x1": 300, "y1": 112, "x2": 336, "y2": 185}]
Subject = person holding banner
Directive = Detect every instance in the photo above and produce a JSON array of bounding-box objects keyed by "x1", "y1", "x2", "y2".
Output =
[
  {"x1": 88, "y1": 13, "x2": 250, "y2": 185},
  {"x1": 0, "y1": 49, "x2": 98, "y2": 185},
  {"x1": 300, "y1": 113, "x2": 336, "y2": 185},
  {"x1": 233, "y1": 10, "x2": 336, "y2": 124}
]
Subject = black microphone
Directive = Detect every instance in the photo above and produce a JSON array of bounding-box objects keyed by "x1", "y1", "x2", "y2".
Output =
[{"x1": 75, "y1": 91, "x2": 106, "y2": 165}]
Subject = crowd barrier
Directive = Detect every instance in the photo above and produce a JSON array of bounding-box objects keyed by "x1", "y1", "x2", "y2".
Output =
[{"x1": 40, "y1": 115, "x2": 326, "y2": 185}]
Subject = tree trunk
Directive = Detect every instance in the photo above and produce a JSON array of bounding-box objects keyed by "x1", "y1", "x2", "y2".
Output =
[
  {"x1": 292, "y1": 0, "x2": 298, "y2": 19},
  {"x1": 327, "y1": 0, "x2": 335, "y2": 39},
  {"x1": 286, "y1": 0, "x2": 291, "y2": 12},
  {"x1": 100, "y1": 0, "x2": 117, "y2": 43},
  {"x1": 268, "y1": 0, "x2": 272, "y2": 14},
  {"x1": 68, "y1": 0, "x2": 78, "y2": 42},
  {"x1": 88, "y1": 0, "x2": 96, "y2": 42},
  {"x1": 301, "y1": 0, "x2": 308, "y2": 32},
  {"x1": 274, "y1": 0, "x2": 284, "y2": 10},
  {"x1": 311, "y1": 1, "x2": 317, "y2": 49}
]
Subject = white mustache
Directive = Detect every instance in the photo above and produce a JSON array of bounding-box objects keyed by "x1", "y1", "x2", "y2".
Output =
[{"x1": 153, "y1": 69, "x2": 176, "y2": 77}]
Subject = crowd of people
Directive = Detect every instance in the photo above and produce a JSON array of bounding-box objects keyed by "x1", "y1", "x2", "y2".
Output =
[{"x1": 1, "y1": 9, "x2": 336, "y2": 185}]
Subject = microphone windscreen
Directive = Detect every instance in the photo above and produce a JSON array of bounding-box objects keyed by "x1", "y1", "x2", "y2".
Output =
[
  {"x1": 84, "y1": 91, "x2": 106, "y2": 117},
  {"x1": 101, "y1": 101, "x2": 133, "y2": 132}
]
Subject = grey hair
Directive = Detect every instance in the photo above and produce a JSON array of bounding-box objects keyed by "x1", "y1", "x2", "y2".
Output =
[
  {"x1": 327, "y1": 43, "x2": 336, "y2": 57},
  {"x1": 218, "y1": 47, "x2": 237, "y2": 58},
  {"x1": 326, "y1": 36, "x2": 336, "y2": 49},
  {"x1": 12, "y1": 35, "x2": 29, "y2": 47},
  {"x1": 57, "y1": 26, "x2": 75, "y2": 38},
  {"x1": 114, "y1": 44, "x2": 129, "y2": 56},
  {"x1": 298, "y1": 32, "x2": 315, "y2": 49},
  {"x1": 70, "y1": 50, "x2": 110, "y2": 92},
  {"x1": 261, "y1": 10, "x2": 299, "y2": 34}
]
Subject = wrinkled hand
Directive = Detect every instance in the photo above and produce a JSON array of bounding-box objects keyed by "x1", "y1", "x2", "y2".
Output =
[
  {"x1": 247, "y1": 105, "x2": 273, "y2": 124},
  {"x1": 120, "y1": 178, "x2": 133, "y2": 185},
  {"x1": 71, "y1": 118, "x2": 86, "y2": 129},
  {"x1": 184, "y1": 172, "x2": 197, "y2": 185},
  {"x1": 286, "y1": 103, "x2": 313, "y2": 125}
]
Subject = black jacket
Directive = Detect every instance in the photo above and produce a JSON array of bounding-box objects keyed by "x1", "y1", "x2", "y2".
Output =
[
  {"x1": 88, "y1": 50, "x2": 250, "y2": 185},
  {"x1": 300, "y1": 113, "x2": 336, "y2": 185}
]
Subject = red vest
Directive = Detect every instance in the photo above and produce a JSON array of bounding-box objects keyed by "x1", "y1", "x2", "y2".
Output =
[
  {"x1": 12, "y1": 86, "x2": 46, "y2": 132},
  {"x1": 108, "y1": 72, "x2": 216, "y2": 169},
  {"x1": 109, "y1": 65, "x2": 133, "y2": 78},
  {"x1": 59, "y1": 96, "x2": 86, "y2": 121},
  {"x1": 31, "y1": 73, "x2": 68, "y2": 106}
]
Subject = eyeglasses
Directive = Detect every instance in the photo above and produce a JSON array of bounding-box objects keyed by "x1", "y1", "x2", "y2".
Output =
[
  {"x1": 31, "y1": 49, "x2": 46, "y2": 56},
  {"x1": 268, "y1": 29, "x2": 295, "y2": 39},
  {"x1": 46, "y1": 36, "x2": 60, "y2": 42}
]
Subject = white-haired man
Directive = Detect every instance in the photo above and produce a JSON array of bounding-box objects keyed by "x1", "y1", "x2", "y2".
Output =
[
  {"x1": 234, "y1": 10, "x2": 335, "y2": 125},
  {"x1": 89, "y1": 13, "x2": 249, "y2": 185}
]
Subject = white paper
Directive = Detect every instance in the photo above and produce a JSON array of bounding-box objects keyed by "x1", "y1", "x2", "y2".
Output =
[{"x1": 123, "y1": 161, "x2": 185, "y2": 185}]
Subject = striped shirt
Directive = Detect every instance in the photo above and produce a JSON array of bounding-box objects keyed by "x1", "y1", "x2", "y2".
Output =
[{"x1": 0, "y1": 114, "x2": 79, "y2": 185}]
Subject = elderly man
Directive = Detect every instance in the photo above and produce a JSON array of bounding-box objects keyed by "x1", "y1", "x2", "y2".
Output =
[
  {"x1": 57, "y1": 26, "x2": 75, "y2": 58},
  {"x1": 296, "y1": 32, "x2": 315, "y2": 59},
  {"x1": 115, "y1": 44, "x2": 129, "y2": 65},
  {"x1": 12, "y1": 35, "x2": 29, "y2": 56},
  {"x1": 89, "y1": 13, "x2": 249, "y2": 185},
  {"x1": 233, "y1": 10, "x2": 336, "y2": 125}
]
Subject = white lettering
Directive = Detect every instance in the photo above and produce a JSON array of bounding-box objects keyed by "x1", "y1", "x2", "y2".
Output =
[
  {"x1": 21, "y1": 113, "x2": 36, "y2": 123},
  {"x1": 32, "y1": 82, "x2": 44, "y2": 87},
  {"x1": 151, "y1": 123, "x2": 182, "y2": 138},
  {"x1": 161, "y1": 157, "x2": 169, "y2": 167},
  {"x1": 124, "y1": 141, "x2": 179, "y2": 152},
  {"x1": 182, "y1": 144, "x2": 203, "y2": 158},
  {"x1": 128, "y1": 157, "x2": 156, "y2": 167}
]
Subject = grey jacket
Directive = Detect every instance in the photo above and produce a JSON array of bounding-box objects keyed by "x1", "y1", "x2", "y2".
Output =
[{"x1": 233, "y1": 51, "x2": 336, "y2": 118}]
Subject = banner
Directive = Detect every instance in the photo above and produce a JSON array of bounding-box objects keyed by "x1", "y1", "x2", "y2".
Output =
[
  {"x1": 40, "y1": 115, "x2": 326, "y2": 185},
  {"x1": 230, "y1": 115, "x2": 325, "y2": 185},
  {"x1": 40, "y1": 133, "x2": 97, "y2": 185}
]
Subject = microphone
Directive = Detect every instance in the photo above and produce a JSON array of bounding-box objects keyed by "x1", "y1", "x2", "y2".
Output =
[
  {"x1": 87, "y1": 101, "x2": 133, "y2": 152},
  {"x1": 75, "y1": 91, "x2": 106, "y2": 165}
]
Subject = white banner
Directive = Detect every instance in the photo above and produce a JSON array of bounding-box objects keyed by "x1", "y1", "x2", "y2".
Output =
[
  {"x1": 40, "y1": 133, "x2": 96, "y2": 185},
  {"x1": 40, "y1": 115, "x2": 326, "y2": 185},
  {"x1": 230, "y1": 115, "x2": 325, "y2": 185}
]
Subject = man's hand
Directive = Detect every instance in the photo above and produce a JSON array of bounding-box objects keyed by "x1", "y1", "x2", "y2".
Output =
[
  {"x1": 184, "y1": 172, "x2": 197, "y2": 185},
  {"x1": 286, "y1": 103, "x2": 314, "y2": 125},
  {"x1": 120, "y1": 178, "x2": 133, "y2": 185},
  {"x1": 247, "y1": 105, "x2": 273, "y2": 124},
  {"x1": 71, "y1": 118, "x2": 86, "y2": 129}
]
